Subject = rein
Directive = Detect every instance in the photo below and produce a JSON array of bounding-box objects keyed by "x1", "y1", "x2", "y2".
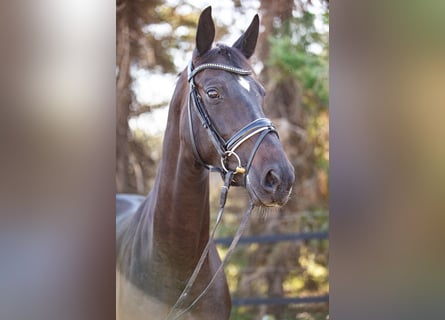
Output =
[
  {"x1": 165, "y1": 61, "x2": 277, "y2": 319},
  {"x1": 165, "y1": 173, "x2": 253, "y2": 320}
]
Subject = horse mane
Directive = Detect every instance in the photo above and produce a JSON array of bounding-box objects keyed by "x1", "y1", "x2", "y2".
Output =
[
  {"x1": 216, "y1": 43, "x2": 250, "y2": 69},
  {"x1": 188, "y1": 43, "x2": 252, "y2": 70}
]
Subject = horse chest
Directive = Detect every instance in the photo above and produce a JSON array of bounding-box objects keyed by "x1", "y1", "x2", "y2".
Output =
[
  {"x1": 116, "y1": 268, "x2": 230, "y2": 320},
  {"x1": 117, "y1": 271, "x2": 167, "y2": 319}
]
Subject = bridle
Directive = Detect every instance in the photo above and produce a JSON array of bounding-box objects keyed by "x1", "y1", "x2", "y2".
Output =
[
  {"x1": 165, "y1": 61, "x2": 278, "y2": 320},
  {"x1": 187, "y1": 61, "x2": 278, "y2": 182}
]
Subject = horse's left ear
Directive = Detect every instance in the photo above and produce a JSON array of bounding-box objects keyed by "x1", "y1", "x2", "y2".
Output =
[
  {"x1": 196, "y1": 6, "x2": 215, "y2": 56},
  {"x1": 232, "y1": 14, "x2": 259, "y2": 59}
]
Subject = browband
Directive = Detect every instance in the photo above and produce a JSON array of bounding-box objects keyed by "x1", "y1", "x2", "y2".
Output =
[{"x1": 188, "y1": 62, "x2": 252, "y2": 82}]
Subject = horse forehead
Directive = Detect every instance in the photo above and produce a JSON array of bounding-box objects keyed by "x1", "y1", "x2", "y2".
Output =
[
  {"x1": 237, "y1": 76, "x2": 251, "y2": 92},
  {"x1": 199, "y1": 70, "x2": 251, "y2": 88}
]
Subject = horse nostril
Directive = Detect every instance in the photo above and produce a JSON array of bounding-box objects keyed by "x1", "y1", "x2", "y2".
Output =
[{"x1": 263, "y1": 169, "x2": 281, "y2": 193}]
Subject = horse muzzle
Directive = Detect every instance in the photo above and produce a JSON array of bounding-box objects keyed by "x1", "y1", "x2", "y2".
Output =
[{"x1": 246, "y1": 161, "x2": 295, "y2": 207}]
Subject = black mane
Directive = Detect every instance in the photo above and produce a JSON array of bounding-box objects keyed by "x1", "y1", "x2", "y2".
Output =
[{"x1": 194, "y1": 43, "x2": 251, "y2": 71}]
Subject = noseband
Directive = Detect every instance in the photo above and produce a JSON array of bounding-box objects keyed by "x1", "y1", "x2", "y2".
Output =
[{"x1": 187, "y1": 61, "x2": 278, "y2": 181}]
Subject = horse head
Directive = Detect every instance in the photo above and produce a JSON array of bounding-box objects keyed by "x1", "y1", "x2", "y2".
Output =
[{"x1": 182, "y1": 6, "x2": 295, "y2": 207}]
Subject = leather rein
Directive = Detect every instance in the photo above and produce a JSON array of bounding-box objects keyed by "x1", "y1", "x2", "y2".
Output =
[{"x1": 165, "y1": 61, "x2": 277, "y2": 319}]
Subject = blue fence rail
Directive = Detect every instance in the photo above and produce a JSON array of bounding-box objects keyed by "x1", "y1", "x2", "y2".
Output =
[
  {"x1": 214, "y1": 231, "x2": 328, "y2": 246},
  {"x1": 214, "y1": 231, "x2": 329, "y2": 307},
  {"x1": 232, "y1": 295, "x2": 329, "y2": 306}
]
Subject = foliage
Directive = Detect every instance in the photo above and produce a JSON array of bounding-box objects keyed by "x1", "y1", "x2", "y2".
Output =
[
  {"x1": 269, "y1": 36, "x2": 328, "y2": 108},
  {"x1": 268, "y1": 8, "x2": 329, "y2": 110}
]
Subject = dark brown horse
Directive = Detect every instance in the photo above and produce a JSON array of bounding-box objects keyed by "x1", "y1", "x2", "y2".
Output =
[{"x1": 116, "y1": 7, "x2": 295, "y2": 320}]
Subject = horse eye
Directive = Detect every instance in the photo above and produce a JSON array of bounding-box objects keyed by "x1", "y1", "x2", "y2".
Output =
[{"x1": 206, "y1": 89, "x2": 219, "y2": 99}]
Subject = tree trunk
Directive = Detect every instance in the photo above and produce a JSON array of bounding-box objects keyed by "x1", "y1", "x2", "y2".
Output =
[
  {"x1": 258, "y1": 0, "x2": 294, "y2": 76},
  {"x1": 243, "y1": 1, "x2": 301, "y2": 318},
  {"x1": 116, "y1": 10, "x2": 131, "y2": 193}
]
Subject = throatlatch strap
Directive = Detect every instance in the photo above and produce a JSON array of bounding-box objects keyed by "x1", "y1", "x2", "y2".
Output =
[{"x1": 187, "y1": 91, "x2": 211, "y2": 171}]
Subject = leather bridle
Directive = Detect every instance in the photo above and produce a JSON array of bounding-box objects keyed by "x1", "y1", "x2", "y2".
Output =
[
  {"x1": 165, "y1": 61, "x2": 278, "y2": 320},
  {"x1": 187, "y1": 61, "x2": 278, "y2": 183}
]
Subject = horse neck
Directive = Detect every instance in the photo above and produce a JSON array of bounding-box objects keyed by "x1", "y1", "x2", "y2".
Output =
[{"x1": 149, "y1": 75, "x2": 211, "y2": 266}]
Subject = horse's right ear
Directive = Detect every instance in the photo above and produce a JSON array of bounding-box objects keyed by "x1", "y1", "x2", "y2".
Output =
[
  {"x1": 232, "y1": 14, "x2": 259, "y2": 59},
  {"x1": 195, "y1": 6, "x2": 215, "y2": 56}
]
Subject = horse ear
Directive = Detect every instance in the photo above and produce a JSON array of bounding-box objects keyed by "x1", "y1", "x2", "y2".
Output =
[
  {"x1": 196, "y1": 6, "x2": 215, "y2": 56},
  {"x1": 232, "y1": 14, "x2": 259, "y2": 59}
]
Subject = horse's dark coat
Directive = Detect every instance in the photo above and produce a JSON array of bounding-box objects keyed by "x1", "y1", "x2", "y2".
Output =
[{"x1": 116, "y1": 6, "x2": 294, "y2": 320}]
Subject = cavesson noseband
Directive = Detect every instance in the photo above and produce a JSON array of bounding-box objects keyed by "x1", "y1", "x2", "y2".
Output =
[{"x1": 187, "y1": 61, "x2": 278, "y2": 182}]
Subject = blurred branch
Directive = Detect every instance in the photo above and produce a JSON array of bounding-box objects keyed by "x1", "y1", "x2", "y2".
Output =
[{"x1": 129, "y1": 102, "x2": 166, "y2": 117}]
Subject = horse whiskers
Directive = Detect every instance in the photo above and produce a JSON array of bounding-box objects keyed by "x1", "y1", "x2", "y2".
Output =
[
  {"x1": 286, "y1": 186, "x2": 297, "y2": 202},
  {"x1": 254, "y1": 205, "x2": 279, "y2": 221},
  {"x1": 259, "y1": 207, "x2": 269, "y2": 221}
]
